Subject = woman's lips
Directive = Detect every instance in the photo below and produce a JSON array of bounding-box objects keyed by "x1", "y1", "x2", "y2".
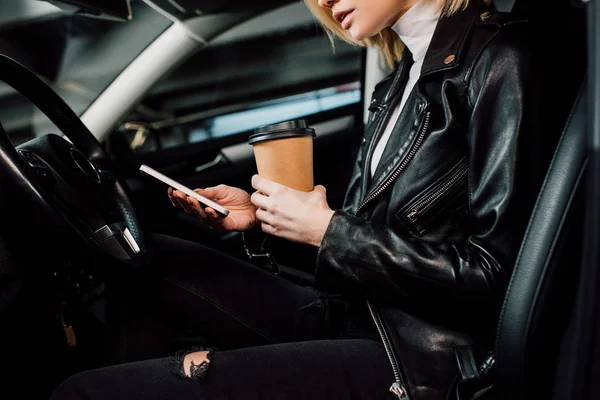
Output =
[
  {"x1": 341, "y1": 10, "x2": 354, "y2": 30},
  {"x1": 333, "y1": 9, "x2": 355, "y2": 29}
]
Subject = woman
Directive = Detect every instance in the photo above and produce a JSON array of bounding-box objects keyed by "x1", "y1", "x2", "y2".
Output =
[{"x1": 50, "y1": 0, "x2": 544, "y2": 398}]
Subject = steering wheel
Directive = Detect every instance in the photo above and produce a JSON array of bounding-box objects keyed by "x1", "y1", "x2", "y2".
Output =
[{"x1": 0, "y1": 54, "x2": 151, "y2": 267}]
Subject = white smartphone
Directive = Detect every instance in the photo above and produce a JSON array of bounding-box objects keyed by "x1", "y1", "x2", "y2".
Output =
[{"x1": 139, "y1": 164, "x2": 230, "y2": 217}]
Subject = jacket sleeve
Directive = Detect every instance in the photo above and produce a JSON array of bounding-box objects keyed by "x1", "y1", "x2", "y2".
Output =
[{"x1": 314, "y1": 28, "x2": 542, "y2": 307}]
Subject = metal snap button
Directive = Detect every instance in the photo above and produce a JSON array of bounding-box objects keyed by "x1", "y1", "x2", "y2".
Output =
[
  {"x1": 444, "y1": 54, "x2": 455, "y2": 65},
  {"x1": 362, "y1": 137, "x2": 367, "y2": 145}
]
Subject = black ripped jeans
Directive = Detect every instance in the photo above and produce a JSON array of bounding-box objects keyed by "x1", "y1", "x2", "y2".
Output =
[{"x1": 49, "y1": 234, "x2": 395, "y2": 400}]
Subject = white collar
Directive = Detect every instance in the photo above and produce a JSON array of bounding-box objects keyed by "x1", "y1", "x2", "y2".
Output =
[{"x1": 391, "y1": 0, "x2": 441, "y2": 63}]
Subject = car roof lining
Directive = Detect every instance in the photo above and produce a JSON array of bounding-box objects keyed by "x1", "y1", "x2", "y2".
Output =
[{"x1": 143, "y1": 0, "x2": 297, "y2": 21}]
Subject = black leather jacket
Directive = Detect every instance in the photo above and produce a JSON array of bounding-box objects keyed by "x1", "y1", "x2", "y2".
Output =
[{"x1": 314, "y1": 3, "x2": 543, "y2": 399}]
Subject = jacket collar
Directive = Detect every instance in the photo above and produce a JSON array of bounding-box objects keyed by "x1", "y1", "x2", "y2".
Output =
[
  {"x1": 362, "y1": 1, "x2": 491, "y2": 201},
  {"x1": 420, "y1": 0, "x2": 489, "y2": 77},
  {"x1": 376, "y1": 1, "x2": 490, "y2": 106}
]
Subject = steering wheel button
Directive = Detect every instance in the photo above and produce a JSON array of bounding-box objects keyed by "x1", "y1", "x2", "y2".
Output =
[{"x1": 17, "y1": 150, "x2": 46, "y2": 168}]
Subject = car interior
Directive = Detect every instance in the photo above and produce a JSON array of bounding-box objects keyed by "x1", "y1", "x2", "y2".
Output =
[{"x1": 0, "y1": 0, "x2": 598, "y2": 399}]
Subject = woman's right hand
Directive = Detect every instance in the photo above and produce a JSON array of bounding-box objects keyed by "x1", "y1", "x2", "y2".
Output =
[{"x1": 168, "y1": 185, "x2": 257, "y2": 232}]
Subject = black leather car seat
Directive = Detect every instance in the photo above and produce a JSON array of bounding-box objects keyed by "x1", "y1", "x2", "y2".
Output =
[
  {"x1": 491, "y1": 0, "x2": 589, "y2": 397},
  {"x1": 494, "y1": 74, "x2": 588, "y2": 399}
]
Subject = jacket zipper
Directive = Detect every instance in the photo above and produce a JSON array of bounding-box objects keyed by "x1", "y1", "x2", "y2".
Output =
[
  {"x1": 361, "y1": 63, "x2": 410, "y2": 198},
  {"x1": 366, "y1": 297, "x2": 410, "y2": 400},
  {"x1": 357, "y1": 111, "x2": 431, "y2": 215},
  {"x1": 363, "y1": 102, "x2": 390, "y2": 184},
  {"x1": 404, "y1": 157, "x2": 468, "y2": 223}
]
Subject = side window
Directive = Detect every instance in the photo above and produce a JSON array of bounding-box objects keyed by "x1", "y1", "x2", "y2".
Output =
[{"x1": 117, "y1": 4, "x2": 363, "y2": 155}]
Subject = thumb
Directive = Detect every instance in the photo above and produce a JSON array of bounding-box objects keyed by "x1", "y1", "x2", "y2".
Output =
[{"x1": 194, "y1": 187, "x2": 218, "y2": 199}]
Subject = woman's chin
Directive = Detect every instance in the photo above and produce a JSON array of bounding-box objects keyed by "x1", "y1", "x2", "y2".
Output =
[
  {"x1": 347, "y1": 28, "x2": 368, "y2": 41},
  {"x1": 347, "y1": 27, "x2": 377, "y2": 42}
]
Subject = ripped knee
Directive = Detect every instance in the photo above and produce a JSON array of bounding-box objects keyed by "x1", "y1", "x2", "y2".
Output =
[{"x1": 170, "y1": 347, "x2": 216, "y2": 380}]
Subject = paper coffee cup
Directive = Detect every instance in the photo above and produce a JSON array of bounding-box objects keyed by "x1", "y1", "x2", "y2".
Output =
[{"x1": 249, "y1": 119, "x2": 316, "y2": 192}]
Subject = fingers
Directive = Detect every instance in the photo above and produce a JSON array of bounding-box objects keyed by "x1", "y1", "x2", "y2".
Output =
[
  {"x1": 168, "y1": 187, "x2": 181, "y2": 208},
  {"x1": 261, "y1": 222, "x2": 276, "y2": 236},
  {"x1": 204, "y1": 208, "x2": 225, "y2": 231},
  {"x1": 204, "y1": 207, "x2": 223, "y2": 223},
  {"x1": 251, "y1": 175, "x2": 282, "y2": 196},
  {"x1": 171, "y1": 190, "x2": 191, "y2": 212},
  {"x1": 170, "y1": 189, "x2": 223, "y2": 230},
  {"x1": 314, "y1": 185, "x2": 327, "y2": 194},
  {"x1": 250, "y1": 190, "x2": 272, "y2": 210},
  {"x1": 186, "y1": 196, "x2": 209, "y2": 219},
  {"x1": 255, "y1": 208, "x2": 275, "y2": 226},
  {"x1": 172, "y1": 189, "x2": 205, "y2": 217},
  {"x1": 194, "y1": 187, "x2": 218, "y2": 200}
]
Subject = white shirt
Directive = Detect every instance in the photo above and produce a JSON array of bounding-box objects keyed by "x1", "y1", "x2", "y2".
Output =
[{"x1": 370, "y1": 0, "x2": 441, "y2": 177}]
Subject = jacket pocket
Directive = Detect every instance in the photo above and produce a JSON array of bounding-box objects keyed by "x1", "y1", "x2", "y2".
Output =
[{"x1": 397, "y1": 157, "x2": 468, "y2": 235}]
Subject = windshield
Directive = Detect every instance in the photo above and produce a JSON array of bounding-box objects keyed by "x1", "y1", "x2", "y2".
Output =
[{"x1": 0, "y1": 0, "x2": 172, "y2": 145}]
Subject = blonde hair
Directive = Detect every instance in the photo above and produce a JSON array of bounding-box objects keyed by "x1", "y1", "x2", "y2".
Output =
[{"x1": 304, "y1": 0, "x2": 484, "y2": 68}]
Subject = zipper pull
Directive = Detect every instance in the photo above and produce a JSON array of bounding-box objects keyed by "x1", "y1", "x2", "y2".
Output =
[
  {"x1": 390, "y1": 382, "x2": 409, "y2": 399},
  {"x1": 368, "y1": 100, "x2": 384, "y2": 122},
  {"x1": 407, "y1": 209, "x2": 419, "y2": 220}
]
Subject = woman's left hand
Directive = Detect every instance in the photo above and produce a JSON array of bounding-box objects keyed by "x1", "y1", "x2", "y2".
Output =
[{"x1": 250, "y1": 175, "x2": 335, "y2": 247}]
